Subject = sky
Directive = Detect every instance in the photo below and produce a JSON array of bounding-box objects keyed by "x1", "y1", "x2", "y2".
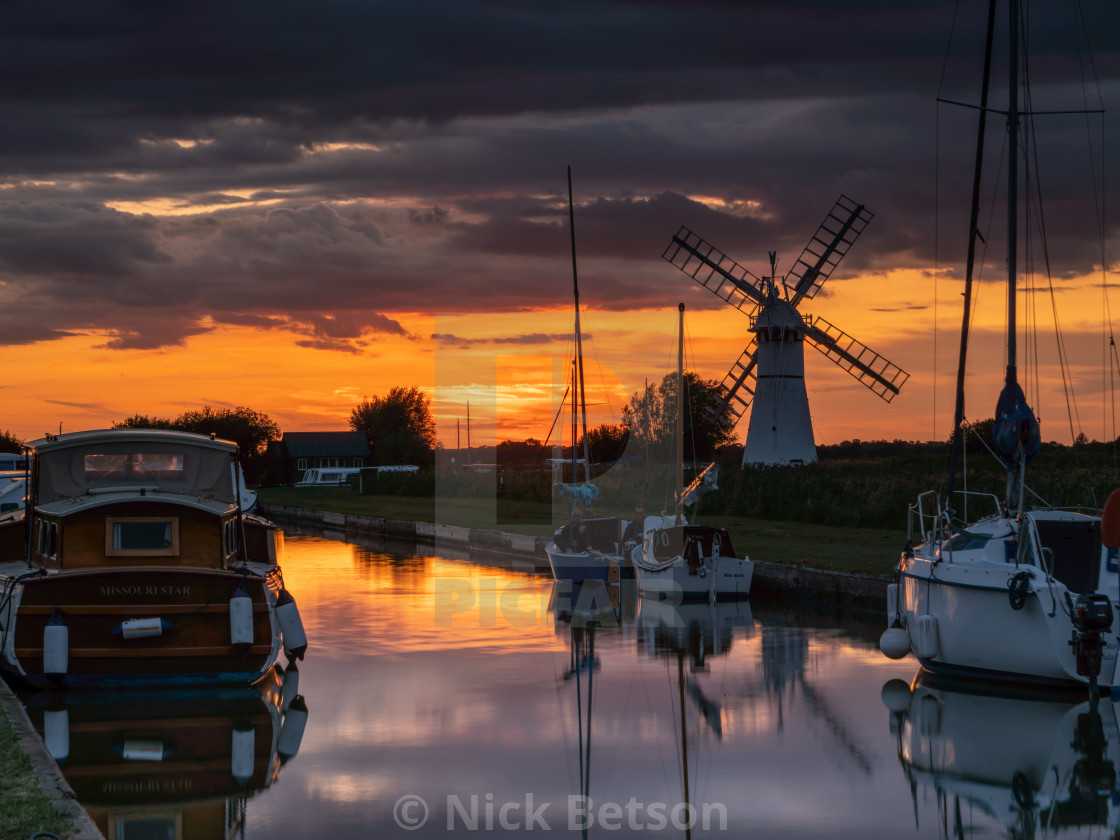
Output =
[{"x1": 1, "y1": 0, "x2": 1118, "y2": 448}]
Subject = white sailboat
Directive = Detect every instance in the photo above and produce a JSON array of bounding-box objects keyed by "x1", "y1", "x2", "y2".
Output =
[
  {"x1": 880, "y1": 0, "x2": 1117, "y2": 692},
  {"x1": 632, "y1": 304, "x2": 753, "y2": 602}
]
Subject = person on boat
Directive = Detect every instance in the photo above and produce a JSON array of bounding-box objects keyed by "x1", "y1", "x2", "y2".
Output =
[
  {"x1": 557, "y1": 507, "x2": 589, "y2": 553},
  {"x1": 621, "y1": 505, "x2": 646, "y2": 545}
]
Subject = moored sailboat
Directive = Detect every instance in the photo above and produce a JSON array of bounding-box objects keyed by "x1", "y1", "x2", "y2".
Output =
[
  {"x1": 881, "y1": 0, "x2": 1115, "y2": 691},
  {"x1": 632, "y1": 304, "x2": 752, "y2": 602},
  {"x1": 545, "y1": 167, "x2": 625, "y2": 585}
]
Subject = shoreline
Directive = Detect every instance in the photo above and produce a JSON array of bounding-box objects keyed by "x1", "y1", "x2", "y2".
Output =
[
  {"x1": 0, "y1": 676, "x2": 104, "y2": 840},
  {"x1": 261, "y1": 503, "x2": 894, "y2": 609}
]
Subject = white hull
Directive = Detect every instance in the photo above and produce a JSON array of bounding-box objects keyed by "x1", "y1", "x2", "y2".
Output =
[
  {"x1": 634, "y1": 554, "x2": 752, "y2": 600},
  {"x1": 887, "y1": 503, "x2": 1119, "y2": 690},
  {"x1": 632, "y1": 524, "x2": 752, "y2": 601},
  {"x1": 545, "y1": 542, "x2": 614, "y2": 585}
]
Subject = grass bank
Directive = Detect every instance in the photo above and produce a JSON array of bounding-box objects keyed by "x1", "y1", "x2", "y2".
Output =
[
  {"x1": 0, "y1": 699, "x2": 71, "y2": 840},
  {"x1": 257, "y1": 487, "x2": 903, "y2": 575}
]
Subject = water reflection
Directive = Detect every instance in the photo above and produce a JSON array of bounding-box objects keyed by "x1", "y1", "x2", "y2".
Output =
[
  {"x1": 25, "y1": 528, "x2": 1094, "y2": 837},
  {"x1": 20, "y1": 664, "x2": 307, "y2": 839},
  {"x1": 884, "y1": 673, "x2": 1120, "y2": 838}
]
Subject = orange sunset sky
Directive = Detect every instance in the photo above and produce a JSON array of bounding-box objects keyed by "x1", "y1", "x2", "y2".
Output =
[
  {"x1": 0, "y1": 1, "x2": 1116, "y2": 449},
  {"x1": 4, "y1": 260, "x2": 1118, "y2": 449}
]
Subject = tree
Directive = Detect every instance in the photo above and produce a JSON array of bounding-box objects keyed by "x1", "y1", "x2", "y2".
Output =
[
  {"x1": 579, "y1": 424, "x2": 630, "y2": 464},
  {"x1": 113, "y1": 406, "x2": 282, "y2": 482},
  {"x1": 173, "y1": 406, "x2": 280, "y2": 458},
  {"x1": 0, "y1": 429, "x2": 23, "y2": 454},
  {"x1": 350, "y1": 386, "x2": 437, "y2": 466},
  {"x1": 115, "y1": 414, "x2": 173, "y2": 429},
  {"x1": 621, "y1": 371, "x2": 736, "y2": 462},
  {"x1": 497, "y1": 438, "x2": 548, "y2": 465}
]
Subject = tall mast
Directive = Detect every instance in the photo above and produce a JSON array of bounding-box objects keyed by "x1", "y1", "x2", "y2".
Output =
[
  {"x1": 568, "y1": 167, "x2": 592, "y2": 487},
  {"x1": 946, "y1": 0, "x2": 998, "y2": 505},
  {"x1": 571, "y1": 361, "x2": 578, "y2": 484},
  {"x1": 1006, "y1": 0, "x2": 1019, "y2": 376},
  {"x1": 676, "y1": 303, "x2": 685, "y2": 525}
]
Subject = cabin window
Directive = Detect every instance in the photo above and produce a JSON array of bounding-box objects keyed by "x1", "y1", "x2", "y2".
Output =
[
  {"x1": 224, "y1": 519, "x2": 239, "y2": 559},
  {"x1": 85, "y1": 453, "x2": 185, "y2": 479},
  {"x1": 48, "y1": 522, "x2": 59, "y2": 559},
  {"x1": 106, "y1": 517, "x2": 180, "y2": 557},
  {"x1": 945, "y1": 532, "x2": 990, "y2": 552},
  {"x1": 111, "y1": 814, "x2": 178, "y2": 840}
]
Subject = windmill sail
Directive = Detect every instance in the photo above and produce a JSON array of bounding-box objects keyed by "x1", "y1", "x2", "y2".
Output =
[
  {"x1": 786, "y1": 196, "x2": 874, "y2": 306},
  {"x1": 805, "y1": 317, "x2": 909, "y2": 402},
  {"x1": 711, "y1": 338, "x2": 759, "y2": 422},
  {"x1": 663, "y1": 228, "x2": 766, "y2": 314}
]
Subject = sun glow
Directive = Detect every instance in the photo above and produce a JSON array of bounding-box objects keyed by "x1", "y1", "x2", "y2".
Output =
[{"x1": 3, "y1": 263, "x2": 1115, "y2": 447}]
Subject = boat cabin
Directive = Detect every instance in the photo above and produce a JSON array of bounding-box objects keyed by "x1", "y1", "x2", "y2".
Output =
[{"x1": 4, "y1": 429, "x2": 269, "y2": 570}]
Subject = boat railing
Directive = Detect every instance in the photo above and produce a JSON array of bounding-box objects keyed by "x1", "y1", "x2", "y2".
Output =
[
  {"x1": 1018, "y1": 512, "x2": 1060, "y2": 615},
  {"x1": 948, "y1": 490, "x2": 1003, "y2": 526},
  {"x1": 908, "y1": 491, "x2": 949, "y2": 547}
]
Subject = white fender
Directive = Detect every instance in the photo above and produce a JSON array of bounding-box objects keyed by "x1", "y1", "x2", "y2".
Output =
[
  {"x1": 916, "y1": 614, "x2": 939, "y2": 660},
  {"x1": 122, "y1": 739, "x2": 166, "y2": 761},
  {"x1": 281, "y1": 661, "x2": 300, "y2": 713},
  {"x1": 229, "y1": 584, "x2": 254, "y2": 653},
  {"x1": 43, "y1": 614, "x2": 68, "y2": 681},
  {"x1": 231, "y1": 721, "x2": 255, "y2": 784},
  {"x1": 117, "y1": 618, "x2": 167, "y2": 640},
  {"x1": 276, "y1": 589, "x2": 307, "y2": 660},
  {"x1": 886, "y1": 584, "x2": 899, "y2": 626},
  {"x1": 879, "y1": 626, "x2": 911, "y2": 660},
  {"x1": 278, "y1": 695, "x2": 308, "y2": 764},
  {"x1": 43, "y1": 708, "x2": 69, "y2": 762}
]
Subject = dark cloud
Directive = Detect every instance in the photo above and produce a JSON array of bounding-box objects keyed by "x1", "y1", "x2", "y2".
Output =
[
  {"x1": 433, "y1": 332, "x2": 590, "y2": 347},
  {"x1": 0, "y1": 0, "x2": 1115, "y2": 348}
]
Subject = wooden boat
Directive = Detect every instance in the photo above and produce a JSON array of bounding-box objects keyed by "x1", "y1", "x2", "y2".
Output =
[{"x1": 0, "y1": 428, "x2": 307, "y2": 688}]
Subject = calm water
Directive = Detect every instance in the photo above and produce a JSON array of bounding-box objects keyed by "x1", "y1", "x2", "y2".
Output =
[{"x1": 27, "y1": 528, "x2": 1120, "y2": 838}]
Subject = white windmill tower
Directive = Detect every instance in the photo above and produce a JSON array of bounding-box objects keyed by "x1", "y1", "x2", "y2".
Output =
[{"x1": 662, "y1": 195, "x2": 909, "y2": 466}]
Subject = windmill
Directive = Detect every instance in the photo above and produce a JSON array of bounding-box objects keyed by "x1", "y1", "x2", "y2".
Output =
[{"x1": 662, "y1": 195, "x2": 909, "y2": 466}]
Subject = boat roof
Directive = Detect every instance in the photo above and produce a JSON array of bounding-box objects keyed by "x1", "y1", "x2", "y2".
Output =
[{"x1": 29, "y1": 428, "x2": 238, "y2": 454}]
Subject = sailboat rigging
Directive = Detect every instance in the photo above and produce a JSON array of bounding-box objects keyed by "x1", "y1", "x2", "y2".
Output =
[
  {"x1": 880, "y1": 0, "x2": 1119, "y2": 694},
  {"x1": 631, "y1": 304, "x2": 753, "y2": 602},
  {"x1": 545, "y1": 169, "x2": 626, "y2": 585}
]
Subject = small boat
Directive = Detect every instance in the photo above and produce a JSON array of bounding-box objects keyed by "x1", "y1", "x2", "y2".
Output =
[
  {"x1": 0, "y1": 473, "x2": 26, "y2": 513},
  {"x1": 545, "y1": 167, "x2": 627, "y2": 586},
  {"x1": 0, "y1": 428, "x2": 308, "y2": 688},
  {"x1": 294, "y1": 466, "x2": 361, "y2": 486},
  {"x1": 882, "y1": 673, "x2": 1120, "y2": 837},
  {"x1": 545, "y1": 516, "x2": 625, "y2": 585},
  {"x1": 880, "y1": 0, "x2": 1116, "y2": 692},
  {"x1": 632, "y1": 304, "x2": 753, "y2": 601}
]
